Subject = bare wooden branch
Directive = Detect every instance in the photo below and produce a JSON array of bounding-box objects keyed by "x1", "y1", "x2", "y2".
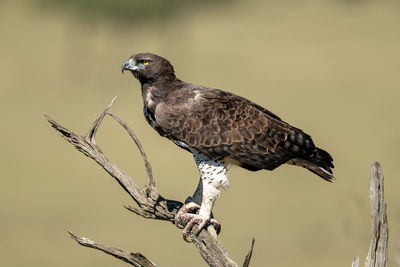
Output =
[
  {"x1": 242, "y1": 238, "x2": 255, "y2": 267},
  {"x1": 191, "y1": 228, "x2": 238, "y2": 267},
  {"x1": 68, "y1": 231, "x2": 156, "y2": 267},
  {"x1": 352, "y1": 161, "x2": 389, "y2": 267},
  {"x1": 365, "y1": 161, "x2": 388, "y2": 267},
  {"x1": 46, "y1": 97, "x2": 253, "y2": 266},
  {"x1": 124, "y1": 205, "x2": 157, "y2": 219},
  {"x1": 107, "y1": 112, "x2": 155, "y2": 190},
  {"x1": 45, "y1": 113, "x2": 148, "y2": 209},
  {"x1": 85, "y1": 95, "x2": 118, "y2": 144},
  {"x1": 352, "y1": 255, "x2": 360, "y2": 267}
]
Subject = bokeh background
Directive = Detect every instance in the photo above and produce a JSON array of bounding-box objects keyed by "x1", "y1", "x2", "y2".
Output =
[{"x1": 1, "y1": 0, "x2": 399, "y2": 266}]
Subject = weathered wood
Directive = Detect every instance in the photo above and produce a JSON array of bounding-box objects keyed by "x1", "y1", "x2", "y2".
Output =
[
  {"x1": 352, "y1": 161, "x2": 388, "y2": 267},
  {"x1": 365, "y1": 161, "x2": 388, "y2": 267},
  {"x1": 242, "y1": 239, "x2": 255, "y2": 267},
  {"x1": 46, "y1": 97, "x2": 253, "y2": 267},
  {"x1": 352, "y1": 255, "x2": 360, "y2": 267},
  {"x1": 68, "y1": 231, "x2": 156, "y2": 267},
  {"x1": 107, "y1": 112, "x2": 155, "y2": 189}
]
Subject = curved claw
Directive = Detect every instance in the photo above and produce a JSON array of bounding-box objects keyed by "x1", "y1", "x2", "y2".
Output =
[
  {"x1": 182, "y1": 215, "x2": 208, "y2": 241},
  {"x1": 175, "y1": 202, "x2": 201, "y2": 227},
  {"x1": 175, "y1": 202, "x2": 222, "y2": 242},
  {"x1": 182, "y1": 215, "x2": 222, "y2": 242},
  {"x1": 192, "y1": 217, "x2": 209, "y2": 236},
  {"x1": 209, "y1": 218, "x2": 222, "y2": 235}
]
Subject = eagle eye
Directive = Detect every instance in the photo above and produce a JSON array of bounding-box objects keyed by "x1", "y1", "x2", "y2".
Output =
[{"x1": 143, "y1": 60, "x2": 149, "y2": 65}]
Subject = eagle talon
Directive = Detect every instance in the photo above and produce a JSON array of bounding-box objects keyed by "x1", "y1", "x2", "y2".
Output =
[
  {"x1": 175, "y1": 202, "x2": 221, "y2": 241},
  {"x1": 181, "y1": 215, "x2": 221, "y2": 242},
  {"x1": 182, "y1": 215, "x2": 208, "y2": 241},
  {"x1": 175, "y1": 202, "x2": 201, "y2": 227}
]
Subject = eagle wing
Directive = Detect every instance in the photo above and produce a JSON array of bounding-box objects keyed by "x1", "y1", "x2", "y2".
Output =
[{"x1": 154, "y1": 88, "x2": 309, "y2": 171}]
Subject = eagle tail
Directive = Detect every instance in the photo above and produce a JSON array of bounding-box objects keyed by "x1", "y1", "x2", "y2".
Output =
[{"x1": 288, "y1": 148, "x2": 334, "y2": 182}]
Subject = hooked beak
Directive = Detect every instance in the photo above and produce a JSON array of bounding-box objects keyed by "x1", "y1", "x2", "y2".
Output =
[{"x1": 121, "y1": 58, "x2": 136, "y2": 73}]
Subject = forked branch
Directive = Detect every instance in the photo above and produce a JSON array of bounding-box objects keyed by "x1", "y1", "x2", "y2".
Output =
[{"x1": 45, "y1": 97, "x2": 255, "y2": 267}]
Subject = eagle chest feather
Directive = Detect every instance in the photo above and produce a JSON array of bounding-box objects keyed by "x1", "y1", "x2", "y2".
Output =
[{"x1": 142, "y1": 86, "x2": 169, "y2": 136}]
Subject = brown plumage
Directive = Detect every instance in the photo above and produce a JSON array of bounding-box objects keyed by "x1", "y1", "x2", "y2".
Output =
[
  {"x1": 122, "y1": 52, "x2": 335, "y2": 240},
  {"x1": 122, "y1": 53, "x2": 334, "y2": 181}
]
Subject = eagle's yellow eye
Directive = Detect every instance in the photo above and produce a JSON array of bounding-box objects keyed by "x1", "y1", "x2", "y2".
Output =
[{"x1": 143, "y1": 60, "x2": 149, "y2": 65}]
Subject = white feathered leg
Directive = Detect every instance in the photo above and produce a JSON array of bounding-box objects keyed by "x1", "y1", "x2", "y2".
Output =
[{"x1": 175, "y1": 152, "x2": 230, "y2": 241}]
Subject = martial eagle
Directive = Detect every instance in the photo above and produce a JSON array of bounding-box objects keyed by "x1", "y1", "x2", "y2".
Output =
[{"x1": 122, "y1": 53, "x2": 334, "y2": 240}]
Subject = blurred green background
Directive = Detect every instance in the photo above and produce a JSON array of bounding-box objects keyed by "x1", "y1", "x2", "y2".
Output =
[{"x1": 1, "y1": 0, "x2": 400, "y2": 266}]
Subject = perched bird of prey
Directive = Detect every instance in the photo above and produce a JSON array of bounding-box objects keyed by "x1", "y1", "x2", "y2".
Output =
[{"x1": 122, "y1": 53, "x2": 334, "y2": 240}]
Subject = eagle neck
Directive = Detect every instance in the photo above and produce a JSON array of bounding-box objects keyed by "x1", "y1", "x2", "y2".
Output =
[{"x1": 141, "y1": 77, "x2": 183, "y2": 112}]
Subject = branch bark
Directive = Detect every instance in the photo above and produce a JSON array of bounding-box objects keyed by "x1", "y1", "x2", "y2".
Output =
[
  {"x1": 68, "y1": 231, "x2": 156, "y2": 267},
  {"x1": 352, "y1": 161, "x2": 389, "y2": 267},
  {"x1": 45, "y1": 97, "x2": 254, "y2": 267},
  {"x1": 365, "y1": 161, "x2": 389, "y2": 267}
]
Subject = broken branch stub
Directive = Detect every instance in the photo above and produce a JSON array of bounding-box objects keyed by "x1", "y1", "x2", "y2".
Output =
[
  {"x1": 352, "y1": 161, "x2": 389, "y2": 267},
  {"x1": 365, "y1": 161, "x2": 388, "y2": 267}
]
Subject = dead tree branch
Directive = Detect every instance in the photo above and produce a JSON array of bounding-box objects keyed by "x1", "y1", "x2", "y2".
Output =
[
  {"x1": 68, "y1": 231, "x2": 156, "y2": 267},
  {"x1": 352, "y1": 161, "x2": 389, "y2": 267},
  {"x1": 365, "y1": 161, "x2": 389, "y2": 267},
  {"x1": 352, "y1": 255, "x2": 360, "y2": 267},
  {"x1": 242, "y1": 239, "x2": 255, "y2": 267},
  {"x1": 45, "y1": 97, "x2": 254, "y2": 267}
]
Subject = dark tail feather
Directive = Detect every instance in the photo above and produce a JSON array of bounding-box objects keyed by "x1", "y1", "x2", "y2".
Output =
[{"x1": 288, "y1": 148, "x2": 334, "y2": 182}]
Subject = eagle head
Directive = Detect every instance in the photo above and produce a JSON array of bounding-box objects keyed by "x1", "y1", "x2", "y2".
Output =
[{"x1": 121, "y1": 53, "x2": 175, "y2": 83}]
